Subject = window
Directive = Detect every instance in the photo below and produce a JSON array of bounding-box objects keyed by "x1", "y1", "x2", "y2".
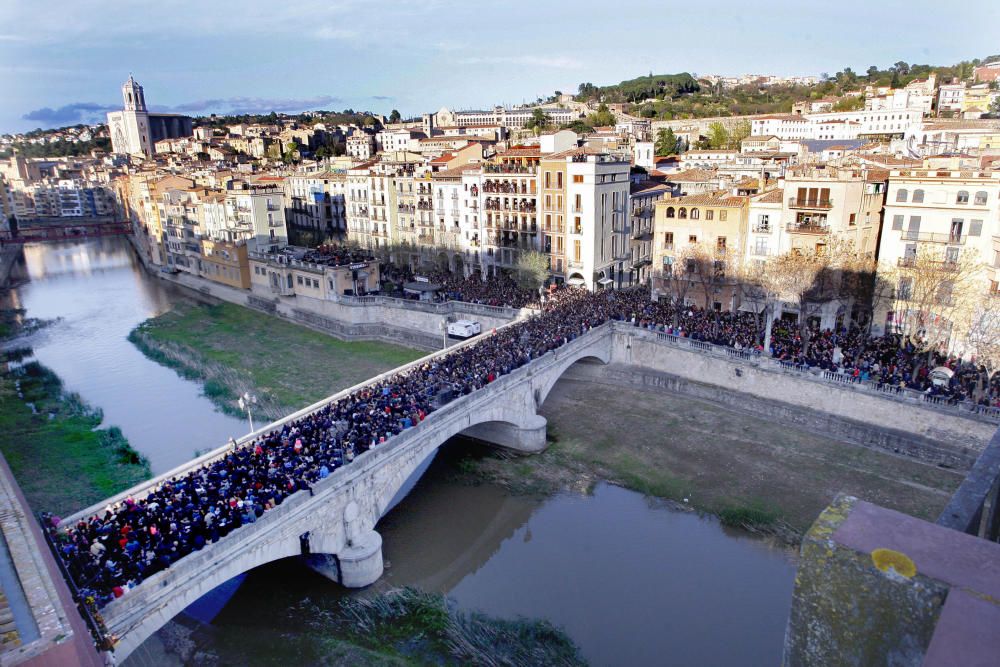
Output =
[
  {"x1": 688, "y1": 235, "x2": 698, "y2": 243},
  {"x1": 573, "y1": 239, "x2": 581, "y2": 262},
  {"x1": 678, "y1": 207, "x2": 687, "y2": 219},
  {"x1": 895, "y1": 188, "x2": 908, "y2": 203},
  {"x1": 557, "y1": 172, "x2": 563, "y2": 188},
  {"x1": 912, "y1": 189, "x2": 924, "y2": 203},
  {"x1": 716, "y1": 236, "x2": 727, "y2": 252},
  {"x1": 950, "y1": 219, "x2": 963, "y2": 242},
  {"x1": 573, "y1": 175, "x2": 583, "y2": 183},
  {"x1": 664, "y1": 232, "x2": 674, "y2": 249},
  {"x1": 705, "y1": 209, "x2": 714, "y2": 221},
  {"x1": 945, "y1": 247, "x2": 960, "y2": 263},
  {"x1": 956, "y1": 190, "x2": 969, "y2": 205},
  {"x1": 969, "y1": 219, "x2": 983, "y2": 237},
  {"x1": 906, "y1": 216, "x2": 921, "y2": 237},
  {"x1": 974, "y1": 191, "x2": 988, "y2": 205},
  {"x1": 544, "y1": 171, "x2": 551, "y2": 188},
  {"x1": 849, "y1": 213, "x2": 856, "y2": 225},
  {"x1": 666, "y1": 207, "x2": 675, "y2": 218},
  {"x1": 719, "y1": 210, "x2": 727, "y2": 221},
  {"x1": 690, "y1": 208, "x2": 700, "y2": 220},
  {"x1": 937, "y1": 281, "x2": 954, "y2": 305},
  {"x1": 754, "y1": 237, "x2": 769, "y2": 256},
  {"x1": 685, "y1": 258, "x2": 696, "y2": 274},
  {"x1": 545, "y1": 194, "x2": 551, "y2": 209}
]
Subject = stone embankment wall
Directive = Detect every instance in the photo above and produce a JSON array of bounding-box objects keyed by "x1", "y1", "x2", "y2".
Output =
[
  {"x1": 608, "y1": 327, "x2": 995, "y2": 466},
  {"x1": 126, "y1": 235, "x2": 517, "y2": 351}
]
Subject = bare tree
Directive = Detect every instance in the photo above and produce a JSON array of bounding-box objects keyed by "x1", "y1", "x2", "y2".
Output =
[
  {"x1": 959, "y1": 294, "x2": 1000, "y2": 370},
  {"x1": 767, "y1": 248, "x2": 838, "y2": 357},
  {"x1": 652, "y1": 245, "x2": 700, "y2": 327},
  {"x1": 882, "y1": 243, "x2": 983, "y2": 362},
  {"x1": 734, "y1": 255, "x2": 779, "y2": 351}
]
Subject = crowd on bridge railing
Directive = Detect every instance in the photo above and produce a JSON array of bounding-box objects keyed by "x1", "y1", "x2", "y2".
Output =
[
  {"x1": 40, "y1": 288, "x2": 631, "y2": 608},
  {"x1": 41, "y1": 285, "x2": 999, "y2": 609}
]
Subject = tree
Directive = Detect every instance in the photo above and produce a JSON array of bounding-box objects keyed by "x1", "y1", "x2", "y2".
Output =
[
  {"x1": 524, "y1": 108, "x2": 550, "y2": 134},
  {"x1": 515, "y1": 250, "x2": 549, "y2": 292},
  {"x1": 389, "y1": 109, "x2": 402, "y2": 123},
  {"x1": 706, "y1": 121, "x2": 729, "y2": 149},
  {"x1": 893, "y1": 61, "x2": 911, "y2": 76},
  {"x1": 866, "y1": 65, "x2": 879, "y2": 82},
  {"x1": 883, "y1": 244, "x2": 983, "y2": 360},
  {"x1": 586, "y1": 103, "x2": 616, "y2": 127},
  {"x1": 653, "y1": 245, "x2": 701, "y2": 327},
  {"x1": 654, "y1": 127, "x2": 678, "y2": 156},
  {"x1": 833, "y1": 96, "x2": 865, "y2": 111},
  {"x1": 963, "y1": 295, "x2": 1000, "y2": 370},
  {"x1": 734, "y1": 256, "x2": 780, "y2": 352},
  {"x1": 727, "y1": 119, "x2": 751, "y2": 149},
  {"x1": 890, "y1": 70, "x2": 901, "y2": 89},
  {"x1": 767, "y1": 248, "x2": 841, "y2": 357}
]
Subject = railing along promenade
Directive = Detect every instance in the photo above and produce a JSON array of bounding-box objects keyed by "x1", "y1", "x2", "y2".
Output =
[
  {"x1": 630, "y1": 324, "x2": 1000, "y2": 424},
  {"x1": 336, "y1": 293, "x2": 522, "y2": 319}
]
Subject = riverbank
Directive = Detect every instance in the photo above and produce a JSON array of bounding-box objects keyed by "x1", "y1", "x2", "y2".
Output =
[
  {"x1": 146, "y1": 588, "x2": 583, "y2": 666},
  {"x1": 126, "y1": 297, "x2": 964, "y2": 543},
  {"x1": 465, "y1": 375, "x2": 964, "y2": 540},
  {"x1": 0, "y1": 355, "x2": 150, "y2": 515},
  {"x1": 128, "y1": 300, "x2": 424, "y2": 421}
]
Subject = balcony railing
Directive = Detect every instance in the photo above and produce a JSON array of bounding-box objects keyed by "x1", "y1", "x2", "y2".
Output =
[
  {"x1": 788, "y1": 198, "x2": 833, "y2": 209},
  {"x1": 786, "y1": 223, "x2": 830, "y2": 234},
  {"x1": 901, "y1": 231, "x2": 966, "y2": 245},
  {"x1": 752, "y1": 224, "x2": 772, "y2": 234}
]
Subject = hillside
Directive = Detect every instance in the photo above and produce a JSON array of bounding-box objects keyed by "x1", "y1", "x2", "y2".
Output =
[{"x1": 572, "y1": 54, "x2": 1000, "y2": 121}]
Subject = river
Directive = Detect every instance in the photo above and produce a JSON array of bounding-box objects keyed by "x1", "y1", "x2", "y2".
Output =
[{"x1": 4, "y1": 238, "x2": 796, "y2": 666}]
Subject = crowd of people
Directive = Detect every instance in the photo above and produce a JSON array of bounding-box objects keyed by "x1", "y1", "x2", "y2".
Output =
[
  {"x1": 45, "y1": 284, "x2": 998, "y2": 608},
  {"x1": 379, "y1": 266, "x2": 538, "y2": 309}
]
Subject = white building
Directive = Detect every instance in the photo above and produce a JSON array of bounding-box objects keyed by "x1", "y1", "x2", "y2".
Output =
[{"x1": 107, "y1": 75, "x2": 192, "y2": 157}]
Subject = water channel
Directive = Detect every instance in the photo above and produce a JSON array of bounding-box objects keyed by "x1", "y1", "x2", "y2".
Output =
[{"x1": 4, "y1": 238, "x2": 797, "y2": 666}]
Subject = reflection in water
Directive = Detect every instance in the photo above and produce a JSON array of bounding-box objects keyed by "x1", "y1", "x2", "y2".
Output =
[
  {"x1": 218, "y1": 445, "x2": 796, "y2": 667},
  {"x1": 5, "y1": 238, "x2": 248, "y2": 473}
]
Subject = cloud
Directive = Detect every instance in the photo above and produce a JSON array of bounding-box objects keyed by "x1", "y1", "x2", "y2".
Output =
[
  {"x1": 0, "y1": 34, "x2": 27, "y2": 42},
  {"x1": 457, "y1": 55, "x2": 583, "y2": 69},
  {"x1": 371, "y1": 95, "x2": 393, "y2": 101},
  {"x1": 21, "y1": 102, "x2": 119, "y2": 125},
  {"x1": 20, "y1": 95, "x2": 344, "y2": 128},
  {"x1": 311, "y1": 26, "x2": 358, "y2": 41},
  {"x1": 164, "y1": 94, "x2": 344, "y2": 114}
]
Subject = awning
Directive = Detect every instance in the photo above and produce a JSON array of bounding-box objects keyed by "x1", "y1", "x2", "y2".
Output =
[
  {"x1": 597, "y1": 277, "x2": 614, "y2": 285},
  {"x1": 403, "y1": 281, "x2": 442, "y2": 293},
  {"x1": 567, "y1": 277, "x2": 586, "y2": 286}
]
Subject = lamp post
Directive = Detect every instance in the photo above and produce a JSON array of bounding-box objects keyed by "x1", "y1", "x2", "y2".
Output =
[
  {"x1": 238, "y1": 392, "x2": 257, "y2": 433},
  {"x1": 440, "y1": 318, "x2": 448, "y2": 349}
]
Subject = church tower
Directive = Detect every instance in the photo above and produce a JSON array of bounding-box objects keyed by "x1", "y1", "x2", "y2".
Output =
[{"x1": 122, "y1": 74, "x2": 147, "y2": 112}]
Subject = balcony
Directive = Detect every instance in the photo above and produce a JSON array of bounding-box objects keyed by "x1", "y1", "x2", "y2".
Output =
[
  {"x1": 632, "y1": 231, "x2": 652, "y2": 241},
  {"x1": 752, "y1": 224, "x2": 772, "y2": 234},
  {"x1": 568, "y1": 259, "x2": 584, "y2": 270},
  {"x1": 901, "y1": 230, "x2": 966, "y2": 245},
  {"x1": 786, "y1": 223, "x2": 829, "y2": 235},
  {"x1": 788, "y1": 197, "x2": 833, "y2": 209},
  {"x1": 897, "y1": 257, "x2": 960, "y2": 270}
]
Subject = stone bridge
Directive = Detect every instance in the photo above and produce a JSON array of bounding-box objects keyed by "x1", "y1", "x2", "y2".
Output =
[{"x1": 61, "y1": 322, "x2": 614, "y2": 661}]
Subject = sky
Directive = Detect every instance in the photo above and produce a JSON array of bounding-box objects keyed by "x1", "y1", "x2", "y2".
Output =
[{"x1": 2, "y1": 0, "x2": 999, "y2": 134}]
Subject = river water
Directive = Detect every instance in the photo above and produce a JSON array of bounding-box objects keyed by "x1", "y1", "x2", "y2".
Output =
[{"x1": 4, "y1": 238, "x2": 797, "y2": 666}]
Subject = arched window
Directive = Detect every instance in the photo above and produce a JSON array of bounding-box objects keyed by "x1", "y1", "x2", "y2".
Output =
[
  {"x1": 912, "y1": 189, "x2": 924, "y2": 203},
  {"x1": 666, "y1": 207, "x2": 675, "y2": 218},
  {"x1": 690, "y1": 208, "x2": 700, "y2": 220},
  {"x1": 895, "y1": 188, "x2": 908, "y2": 203},
  {"x1": 957, "y1": 191, "x2": 969, "y2": 204},
  {"x1": 975, "y1": 191, "x2": 988, "y2": 205},
  {"x1": 678, "y1": 207, "x2": 687, "y2": 219}
]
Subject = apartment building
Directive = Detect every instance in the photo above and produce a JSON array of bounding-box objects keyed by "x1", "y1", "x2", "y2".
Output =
[
  {"x1": 878, "y1": 169, "x2": 1000, "y2": 339},
  {"x1": 781, "y1": 167, "x2": 886, "y2": 257},
  {"x1": 284, "y1": 171, "x2": 347, "y2": 245},
  {"x1": 628, "y1": 180, "x2": 670, "y2": 286},
  {"x1": 226, "y1": 183, "x2": 288, "y2": 250},
  {"x1": 200, "y1": 238, "x2": 251, "y2": 289},
  {"x1": 249, "y1": 247, "x2": 380, "y2": 299},
  {"x1": 482, "y1": 147, "x2": 541, "y2": 278},
  {"x1": 651, "y1": 191, "x2": 750, "y2": 309}
]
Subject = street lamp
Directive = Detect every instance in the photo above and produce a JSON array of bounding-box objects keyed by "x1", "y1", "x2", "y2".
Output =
[{"x1": 238, "y1": 392, "x2": 257, "y2": 433}]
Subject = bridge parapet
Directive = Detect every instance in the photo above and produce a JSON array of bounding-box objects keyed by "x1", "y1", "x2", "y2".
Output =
[{"x1": 87, "y1": 323, "x2": 614, "y2": 660}]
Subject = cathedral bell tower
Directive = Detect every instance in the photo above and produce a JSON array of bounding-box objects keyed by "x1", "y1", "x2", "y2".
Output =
[{"x1": 122, "y1": 74, "x2": 147, "y2": 112}]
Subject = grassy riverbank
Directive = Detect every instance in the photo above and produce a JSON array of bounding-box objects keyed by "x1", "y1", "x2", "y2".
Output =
[
  {"x1": 159, "y1": 588, "x2": 583, "y2": 666},
  {"x1": 0, "y1": 356, "x2": 150, "y2": 515},
  {"x1": 128, "y1": 301, "x2": 424, "y2": 420},
  {"x1": 466, "y1": 377, "x2": 964, "y2": 541}
]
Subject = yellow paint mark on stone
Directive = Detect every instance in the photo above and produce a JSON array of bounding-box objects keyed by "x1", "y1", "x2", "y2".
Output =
[{"x1": 871, "y1": 548, "x2": 916, "y2": 578}]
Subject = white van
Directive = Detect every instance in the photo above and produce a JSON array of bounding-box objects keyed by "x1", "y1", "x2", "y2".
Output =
[{"x1": 447, "y1": 320, "x2": 481, "y2": 339}]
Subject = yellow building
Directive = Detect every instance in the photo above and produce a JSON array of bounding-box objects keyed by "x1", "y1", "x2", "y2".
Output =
[
  {"x1": 651, "y1": 191, "x2": 749, "y2": 310},
  {"x1": 200, "y1": 239, "x2": 250, "y2": 289}
]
